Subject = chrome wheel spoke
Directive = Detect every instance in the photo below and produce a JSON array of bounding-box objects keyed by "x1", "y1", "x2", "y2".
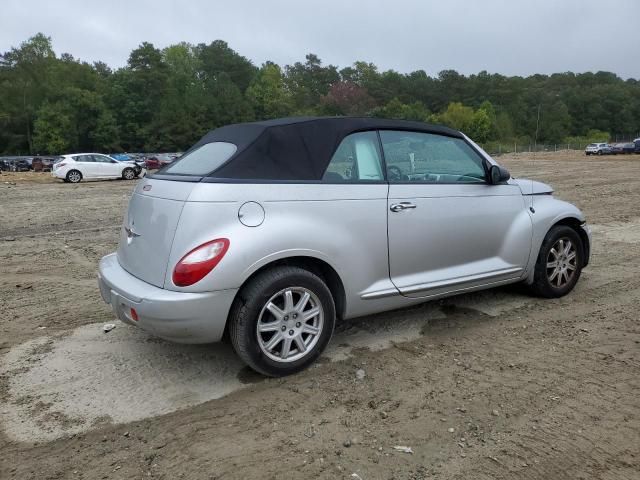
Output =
[
  {"x1": 302, "y1": 306, "x2": 320, "y2": 321},
  {"x1": 284, "y1": 290, "x2": 294, "y2": 311},
  {"x1": 566, "y1": 251, "x2": 576, "y2": 261},
  {"x1": 566, "y1": 263, "x2": 576, "y2": 271},
  {"x1": 547, "y1": 260, "x2": 558, "y2": 268},
  {"x1": 266, "y1": 302, "x2": 285, "y2": 321},
  {"x1": 564, "y1": 241, "x2": 573, "y2": 255},
  {"x1": 549, "y1": 269, "x2": 559, "y2": 282},
  {"x1": 294, "y1": 335, "x2": 307, "y2": 354},
  {"x1": 264, "y1": 332, "x2": 283, "y2": 351},
  {"x1": 302, "y1": 324, "x2": 319, "y2": 335},
  {"x1": 295, "y1": 291, "x2": 311, "y2": 312},
  {"x1": 280, "y1": 337, "x2": 292, "y2": 359},
  {"x1": 258, "y1": 321, "x2": 281, "y2": 333}
]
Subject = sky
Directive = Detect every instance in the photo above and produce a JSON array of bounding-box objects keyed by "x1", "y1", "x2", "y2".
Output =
[{"x1": 1, "y1": 0, "x2": 639, "y2": 78}]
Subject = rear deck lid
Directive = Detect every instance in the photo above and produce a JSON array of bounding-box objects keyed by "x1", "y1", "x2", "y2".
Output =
[{"x1": 116, "y1": 179, "x2": 196, "y2": 288}]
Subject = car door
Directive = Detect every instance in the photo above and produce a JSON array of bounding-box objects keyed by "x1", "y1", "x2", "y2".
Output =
[
  {"x1": 93, "y1": 155, "x2": 121, "y2": 177},
  {"x1": 381, "y1": 130, "x2": 532, "y2": 299},
  {"x1": 73, "y1": 155, "x2": 99, "y2": 177}
]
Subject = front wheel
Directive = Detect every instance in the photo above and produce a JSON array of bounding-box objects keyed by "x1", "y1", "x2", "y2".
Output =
[
  {"x1": 122, "y1": 167, "x2": 135, "y2": 180},
  {"x1": 229, "y1": 266, "x2": 336, "y2": 376},
  {"x1": 529, "y1": 225, "x2": 584, "y2": 298}
]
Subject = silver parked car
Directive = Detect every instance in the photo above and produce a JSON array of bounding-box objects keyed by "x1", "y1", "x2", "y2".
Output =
[{"x1": 98, "y1": 117, "x2": 591, "y2": 376}]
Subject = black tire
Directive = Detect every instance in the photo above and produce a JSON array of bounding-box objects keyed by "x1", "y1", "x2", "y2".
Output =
[
  {"x1": 66, "y1": 169, "x2": 82, "y2": 183},
  {"x1": 122, "y1": 167, "x2": 135, "y2": 180},
  {"x1": 229, "y1": 266, "x2": 336, "y2": 377},
  {"x1": 528, "y1": 225, "x2": 584, "y2": 298},
  {"x1": 597, "y1": 150, "x2": 603, "y2": 155}
]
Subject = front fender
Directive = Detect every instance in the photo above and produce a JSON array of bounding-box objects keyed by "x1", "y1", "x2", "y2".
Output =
[{"x1": 524, "y1": 195, "x2": 587, "y2": 284}]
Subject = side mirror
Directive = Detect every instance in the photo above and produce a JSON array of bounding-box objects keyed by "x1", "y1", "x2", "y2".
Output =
[{"x1": 489, "y1": 164, "x2": 511, "y2": 184}]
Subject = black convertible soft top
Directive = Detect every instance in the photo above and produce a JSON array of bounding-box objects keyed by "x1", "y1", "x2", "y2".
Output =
[{"x1": 191, "y1": 117, "x2": 463, "y2": 181}]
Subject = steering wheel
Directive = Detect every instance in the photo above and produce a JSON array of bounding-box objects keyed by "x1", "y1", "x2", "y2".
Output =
[{"x1": 387, "y1": 165, "x2": 403, "y2": 181}]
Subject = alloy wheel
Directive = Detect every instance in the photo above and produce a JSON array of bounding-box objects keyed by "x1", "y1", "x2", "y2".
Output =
[
  {"x1": 546, "y1": 237, "x2": 577, "y2": 288},
  {"x1": 256, "y1": 287, "x2": 324, "y2": 363}
]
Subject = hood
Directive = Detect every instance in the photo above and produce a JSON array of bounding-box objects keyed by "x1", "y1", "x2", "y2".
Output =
[{"x1": 511, "y1": 178, "x2": 553, "y2": 195}]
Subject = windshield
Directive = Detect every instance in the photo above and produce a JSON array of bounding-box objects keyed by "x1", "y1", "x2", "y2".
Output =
[{"x1": 160, "y1": 142, "x2": 237, "y2": 176}]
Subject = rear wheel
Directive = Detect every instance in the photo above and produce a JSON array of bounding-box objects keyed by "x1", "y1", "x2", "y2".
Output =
[
  {"x1": 529, "y1": 225, "x2": 584, "y2": 298},
  {"x1": 229, "y1": 266, "x2": 336, "y2": 376},
  {"x1": 66, "y1": 170, "x2": 82, "y2": 183}
]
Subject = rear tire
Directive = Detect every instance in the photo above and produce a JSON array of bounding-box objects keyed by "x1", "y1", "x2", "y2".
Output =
[
  {"x1": 528, "y1": 225, "x2": 584, "y2": 298},
  {"x1": 66, "y1": 170, "x2": 82, "y2": 183},
  {"x1": 229, "y1": 266, "x2": 336, "y2": 377}
]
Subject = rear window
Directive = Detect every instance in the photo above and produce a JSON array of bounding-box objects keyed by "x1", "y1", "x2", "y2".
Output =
[{"x1": 161, "y1": 142, "x2": 237, "y2": 176}]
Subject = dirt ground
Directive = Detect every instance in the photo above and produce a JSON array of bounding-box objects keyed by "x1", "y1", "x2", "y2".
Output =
[{"x1": 0, "y1": 152, "x2": 639, "y2": 479}]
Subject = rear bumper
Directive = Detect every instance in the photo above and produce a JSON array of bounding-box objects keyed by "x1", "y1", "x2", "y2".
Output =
[{"x1": 98, "y1": 253, "x2": 237, "y2": 343}]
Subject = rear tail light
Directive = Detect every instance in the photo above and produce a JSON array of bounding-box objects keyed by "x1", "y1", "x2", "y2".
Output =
[
  {"x1": 172, "y1": 238, "x2": 230, "y2": 287},
  {"x1": 56, "y1": 163, "x2": 66, "y2": 168}
]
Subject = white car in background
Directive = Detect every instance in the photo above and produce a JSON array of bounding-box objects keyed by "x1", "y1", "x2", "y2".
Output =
[{"x1": 52, "y1": 153, "x2": 143, "y2": 183}]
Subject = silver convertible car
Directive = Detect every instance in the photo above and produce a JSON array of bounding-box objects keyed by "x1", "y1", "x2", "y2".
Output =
[{"x1": 98, "y1": 117, "x2": 591, "y2": 376}]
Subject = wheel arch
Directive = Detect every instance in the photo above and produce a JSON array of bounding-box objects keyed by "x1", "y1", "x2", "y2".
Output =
[
  {"x1": 550, "y1": 217, "x2": 590, "y2": 267},
  {"x1": 223, "y1": 255, "x2": 347, "y2": 341}
]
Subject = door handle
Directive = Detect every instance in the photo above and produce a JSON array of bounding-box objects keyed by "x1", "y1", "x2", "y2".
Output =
[{"x1": 390, "y1": 202, "x2": 417, "y2": 212}]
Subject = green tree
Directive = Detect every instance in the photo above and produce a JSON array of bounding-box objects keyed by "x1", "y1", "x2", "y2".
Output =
[
  {"x1": 285, "y1": 54, "x2": 339, "y2": 113},
  {"x1": 33, "y1": 101, "x2": 73, "y2": 154},
  {"x1": 246, "y1": 62, "x2": 293, "y2": 119}
]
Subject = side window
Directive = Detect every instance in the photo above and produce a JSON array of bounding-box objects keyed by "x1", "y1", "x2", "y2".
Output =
[
  {"x1": 379, "y1": 131, "x2": 486, "y2": 184},
  {"x1": 78, "y1": 155, "x2": 93, "y2": 163},
  {"x1": 93, "y1": 155, "x2": 114, "y2": 163},
  {"x1": 322, "y1": 131, "x2": 384, "y2": 183}
]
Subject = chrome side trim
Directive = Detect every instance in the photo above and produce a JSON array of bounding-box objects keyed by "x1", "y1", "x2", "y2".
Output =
[
  {"x1": 401, "y1": 267, "x2": 523, "y2": 296},
  {"x1": 360, "y1": 287, "x2": 400, "y2": 300},
  {"x1": 361, "y1": 267, "x2": 524, "y2": 300}
]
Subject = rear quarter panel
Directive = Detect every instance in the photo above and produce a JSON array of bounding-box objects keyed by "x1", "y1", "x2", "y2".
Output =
[{"x1": 165, "y1": 183, "x2": 393, "y2": 318}]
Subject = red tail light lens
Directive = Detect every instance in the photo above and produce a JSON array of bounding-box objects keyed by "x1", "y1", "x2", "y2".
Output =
[{"x1": 172, "y1": 238, "x2": 229, "y2": 287}]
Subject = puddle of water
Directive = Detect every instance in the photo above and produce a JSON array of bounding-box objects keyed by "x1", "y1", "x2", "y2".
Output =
[{"x1": 0, "y1": 289, "x2": 531, "y2": 443}]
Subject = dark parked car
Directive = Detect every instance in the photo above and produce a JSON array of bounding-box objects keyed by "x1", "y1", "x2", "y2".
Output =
[
  {"x1": 610, "y1": 143, "x2": 636, "y2": 154},
  {"x1": 10, "y1": 158, "x2": 31, "y2": 172}
]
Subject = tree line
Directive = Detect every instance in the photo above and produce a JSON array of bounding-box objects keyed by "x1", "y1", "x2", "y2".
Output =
[{"x1": 1, "y1": 33, "x2": 639, "y2": 155}]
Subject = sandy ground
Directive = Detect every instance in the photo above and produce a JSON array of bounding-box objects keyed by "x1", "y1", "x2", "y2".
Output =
[{"x1": 0, "y1": 152, "x2": 639, "y2": 479}]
